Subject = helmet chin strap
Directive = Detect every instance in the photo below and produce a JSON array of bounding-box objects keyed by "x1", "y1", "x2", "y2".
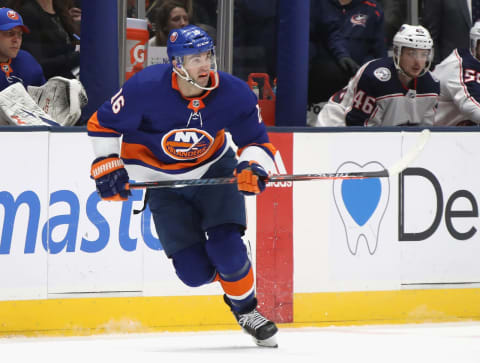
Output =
[
  {"x1": 398, "y1": 65, "x2": 428, "y2": 79},
  {"x1": 173, "y1": 65, "x2": 219, "y2": 91},
  {"x1": 397, "y1": 66, "x2": 416, "y2": 80}
]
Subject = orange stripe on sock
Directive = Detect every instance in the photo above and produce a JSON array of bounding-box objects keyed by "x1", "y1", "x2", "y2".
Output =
[{"x1": 219, "y1": 267, "x2": 254, "y2": 298}]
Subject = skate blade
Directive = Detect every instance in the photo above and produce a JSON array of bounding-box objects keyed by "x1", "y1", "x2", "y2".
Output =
[{"x1": 254, "y1": 335, "x2": 278, "y2": 348}]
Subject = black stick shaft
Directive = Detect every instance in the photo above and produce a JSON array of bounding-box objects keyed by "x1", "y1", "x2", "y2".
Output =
[{"x1": 129, "y1": 170, "x2": 389, "y2": 189}]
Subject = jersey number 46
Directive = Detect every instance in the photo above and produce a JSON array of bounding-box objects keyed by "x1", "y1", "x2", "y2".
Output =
[{"x1": 352, "y1": 90, "x2": 376, "y2": 114}]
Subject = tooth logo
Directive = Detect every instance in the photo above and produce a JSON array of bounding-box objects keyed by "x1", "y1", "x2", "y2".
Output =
[{"x1": 333, "y1": 161, "x2": 390, "y2": 255}]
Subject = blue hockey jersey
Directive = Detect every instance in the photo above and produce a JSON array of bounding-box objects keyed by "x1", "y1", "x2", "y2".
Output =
[
  {"x1": 87, "y1": 64, "x2": 276, "y2": 181},
  {"x1": 311, "y1": 0, "x2": 387, "y2": 65},
  {"x1": 0, "y1": 50, "x2": 45, "y2": 91}
]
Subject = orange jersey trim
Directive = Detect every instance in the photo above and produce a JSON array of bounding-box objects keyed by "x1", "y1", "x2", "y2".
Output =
[
  {"x1": 363, "y1": 0, "x2": 377, "y2": 7},
  {"x1": 219, "y1": 267, "x2": 254, "y2": 298},
  {"x1": 121, "y1": 130, "x2": 226, "y2": 171},
  {"x1": 0, "y1": 59, "x2": 12, "y2": 78},
  {"x1": 237, "y1": 142, "x2": 277, "y2": 158},
  {"x1": 87, "y1": 111, "x2": 121, "y2": 135}
]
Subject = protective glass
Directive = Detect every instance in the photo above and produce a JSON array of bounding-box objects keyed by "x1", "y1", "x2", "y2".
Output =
[{"x1": 183, "y1": 50, "x2": 216, "y2": 71}]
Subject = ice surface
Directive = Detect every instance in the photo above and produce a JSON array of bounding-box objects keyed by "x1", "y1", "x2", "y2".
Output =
[{"x1": 1, "y1": 322, "x2": 480, "y2": 363}]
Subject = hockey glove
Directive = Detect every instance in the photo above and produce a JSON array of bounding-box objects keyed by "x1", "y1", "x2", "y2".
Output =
[
  {"x1": 235, "y1": 161, "x2": 268, "y2": 195},
  {"x1": 339, "y1": 57, "x2": 360, "y2": 76},
  {"x1": 90, "y1": 154, "x2": 131, "y2": 201}
]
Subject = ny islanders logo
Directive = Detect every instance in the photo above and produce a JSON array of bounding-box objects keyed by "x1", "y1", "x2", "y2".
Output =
[
  {"x1": 7, "y1": 10, "x2": 19, "y2": 20},
  {"x1": 162, "y1": 128, "x2": 213, "y2": 160},
  {"x1": 333, "y1": 161, "x2": 390, "y2": 255},
  {"x1": 170, "y1": 31, "x2": 178, "y2": 43}
]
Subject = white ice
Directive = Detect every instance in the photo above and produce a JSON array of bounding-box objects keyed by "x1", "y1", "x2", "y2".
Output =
[{"x1": 1, "y1": 322, "x2": 480, "y2": 363}]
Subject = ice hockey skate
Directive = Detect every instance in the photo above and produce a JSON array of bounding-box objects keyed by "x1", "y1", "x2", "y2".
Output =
[{"x1": 224, "y1": 295, "x2": 278, "y2": 348}]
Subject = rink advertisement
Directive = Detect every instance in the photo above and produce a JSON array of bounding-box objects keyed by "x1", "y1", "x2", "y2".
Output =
[
  {"x1": 0, "y1": 131, "x2": 229, "y2": 300},
  {"x1": 1, "y1": 128, "x2": 480, "y2": 335},
  {"x1": 294, "y1": 131, "x2": 480, "y2": 292}
]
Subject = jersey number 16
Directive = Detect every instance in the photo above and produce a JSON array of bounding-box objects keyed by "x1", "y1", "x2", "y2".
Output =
[{"x1": 111, "y1": 88, "x2": 125, "y2": 114}]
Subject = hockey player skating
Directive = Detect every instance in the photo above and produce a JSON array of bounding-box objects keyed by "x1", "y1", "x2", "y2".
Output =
[
  {"x1": 432, "y1": 21, "x2": 480, "y2": 126},
  {"x1": 315, "y1": 24, "x2": 439, "y2": 127},
  {"x1": 87, "y1": 25, "x2": 278, "y2": 347}
]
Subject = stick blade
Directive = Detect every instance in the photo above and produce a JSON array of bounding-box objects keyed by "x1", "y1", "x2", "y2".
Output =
[{"x1": 387, "y1": 129, "x2": 430, "y2": 177}]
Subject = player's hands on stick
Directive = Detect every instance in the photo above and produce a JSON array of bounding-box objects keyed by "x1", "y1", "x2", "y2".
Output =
[
  {"x1": 90, "y1": 154, "x2": 131, "y2": 201},
  {"x1": 235, "y1": 161, "x2": 268, "y2": 195}
]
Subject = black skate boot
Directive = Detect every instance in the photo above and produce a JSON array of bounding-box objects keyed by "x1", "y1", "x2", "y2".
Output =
[{"x1": 224, "y1": 294, "x2": 278, "y2": 348}]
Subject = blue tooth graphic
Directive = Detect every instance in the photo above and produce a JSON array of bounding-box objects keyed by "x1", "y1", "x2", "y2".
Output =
[{"x1": 333, "y1": 161, "x2": 390, "y2": 255}]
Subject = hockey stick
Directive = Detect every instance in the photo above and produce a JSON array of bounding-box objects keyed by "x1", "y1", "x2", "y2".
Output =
[{"x1": 129, "y1": 129, "x2": 430, "y2": 190}]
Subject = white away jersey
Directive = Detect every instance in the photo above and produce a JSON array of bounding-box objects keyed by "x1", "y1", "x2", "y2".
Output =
[
  {"x1": 433, "y1": 48, "x2": 480, "y2": 126},
  {"x1": 316, "y1": 57, "x2": 439, "y2": 127}
]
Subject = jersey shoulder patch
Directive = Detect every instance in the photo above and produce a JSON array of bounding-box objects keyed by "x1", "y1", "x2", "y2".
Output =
[{"x1": 373, "y1": 67, "x2": 391, "y2": 82}]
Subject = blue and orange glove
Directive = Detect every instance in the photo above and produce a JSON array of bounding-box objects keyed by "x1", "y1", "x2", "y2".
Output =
[
  {"x1": 235, "y1": 161, "x2": 268, "y2": 195},
  {"x1": 90, "y1": 154, "x2": 131, "y2": 201}
]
